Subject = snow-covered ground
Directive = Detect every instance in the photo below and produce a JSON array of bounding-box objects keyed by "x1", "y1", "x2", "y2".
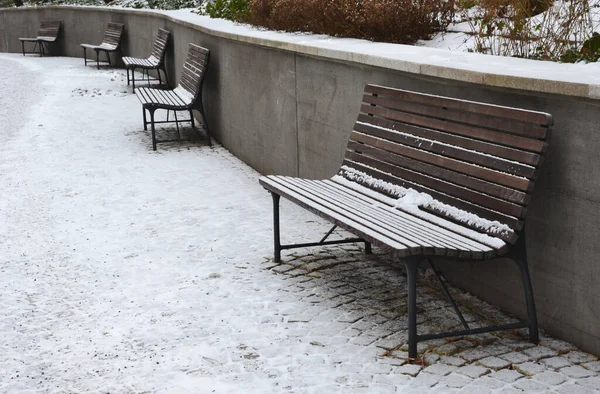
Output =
[{"x1": 1, "y1": 54, "x2": 600, "y2": 393}]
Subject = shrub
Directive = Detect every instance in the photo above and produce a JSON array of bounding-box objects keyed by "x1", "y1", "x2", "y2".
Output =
[
  {"x1": 463, "y1": 0, "x2": 596, "y2": 61},
  {"x1": 204, "y1": 0, "x2": 456, "y2": 44},
  {"x1": 198, "y1": 0, "x2": 250, "y2": 22}
]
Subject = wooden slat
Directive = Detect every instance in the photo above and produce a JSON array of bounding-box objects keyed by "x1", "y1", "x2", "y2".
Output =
[
  {"x1": 354, "y1": 121, "x2": 536, "y2": 178},
  {"x1": 356, "y1": 114, "x2": 542, "y2": 166},
  {"x1": 261, "y1": 177, "x2": 416, "y2": 256},
  {"x1": 363, "y1": 94, "x2": 549, "y2": 140},
  {"x1": 364, "y1": 84, "x2": 553, "y2": 127},
  {"x1": 360, "y1": 104, "x2": 546, "y2": 153},
  {"x1": 350, "y1": 130, "x2": 532, "y2": 192},
  {"x1": 345, "y1": 148, "x2": 525, "y2": 218},
  {"x1": 347, "y1": 140, "x2": 528, "y2": 205},
  {"x1": 314, "y1": 179, "x2": 495, "y2": 257},
  {"x1": 341, "y1": 159, "x2": 522, "y2": 236}
]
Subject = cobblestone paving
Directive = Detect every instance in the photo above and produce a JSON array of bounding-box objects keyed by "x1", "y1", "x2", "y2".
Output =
[{"x1": 265, "y1": 244, "x2": 600, "y2": 393}]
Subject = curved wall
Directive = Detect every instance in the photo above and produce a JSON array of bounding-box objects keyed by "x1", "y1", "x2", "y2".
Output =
[{"x1": 2, "y1": 6, "x2": 600, "y2": 355}]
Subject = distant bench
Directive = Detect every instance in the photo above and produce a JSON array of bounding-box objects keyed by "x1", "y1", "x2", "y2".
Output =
[
  {"x1": 19, "y1": 20, "x2": 61, "y2": 56},
  {"x1": 260, "y1": 85, "x2": 553, "y2": 359}
]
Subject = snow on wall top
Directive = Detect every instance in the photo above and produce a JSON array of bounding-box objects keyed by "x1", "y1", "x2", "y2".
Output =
[{"x1": 3, "y1": 5, "x2": 600, "y2": 99}]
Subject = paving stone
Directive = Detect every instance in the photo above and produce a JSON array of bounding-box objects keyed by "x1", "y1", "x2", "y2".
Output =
[
  {"x1": 463, "y1": 333, "x2": 498, "y2": 346},
  {"x1": 540, "y1": 356, "x2": 572, "y2": 370},
  {"x1": 422, "y1": 352, "x2": 441, "y2": 366},
  {"x1": 483, "y1": 343, "x2": 512, "y2": 357},
  {"x1": 556, "y1": 383, "x2": 599, "y2": 394},
  {"x1": 409, "y1": 372, "x2": 442, "y2": 387},
  {"x1": 541, "y1": 338, "x2": 577, "y2": 354},
  {"x1": 490, "y1": 369, "x2": 525, "y2": 383},
  {"x1": 372, "y1": 372, "x2": 411, "y2": 386},
  {"x1": 456, "y1": 364, "x2": 491, "y2": 379},
  {"x1": 495, "y1": 388, "x2": 523, "y2": 394},
  {"x1": 439, "y1": 356, "x2": 468, "y2": 367},
  {"x1": 423, "y1": 363, "x2": 457, "y2": 376},
  {"x1": 576, "y1": 376, "x2": 600, "y2": 390},
  {"x1": 395, "y1": 363, "x2": 422, "y2": 377},
  {"x1": 349, "y1": 335, "x2": 378, "y2": 346},
  {"x1": 433, "y1": 343, "x2": 460, "y2": 356},
  {"x1": 581, "y1": 361, "x2": 600, "y2": 372},
  {"x1": 565, "y1": 351, "x2": 599, "y2": 364},
  {"x1": 499, "y1": 351, "x2": 532, "y2": 364},
  {"x1": 439, "y1": 373, "x2": 473, "y2": 388},
  {"x1": 458, "y1": 384, "x2": 492, "y2": 394},
  {"x1": 456, "y1": 348, "x2": 491, "y2": 362},
  {"x1": 533, "y1": 371, "x2": 568, "y2": 386},
  {"x1": 561, "y1": 365, "x2": 595, "y2": 379},
  {"x1": 469, "y1": 376, "x2": 505, "y2": 390},
  {"x1": 513, "y1": 362, "x2": 546, "y2": 376},
  {"x1": 477, "y1": 356, "x2": 511, "y2": 370},
  {"x1": 523, "y1": 346, "x2": 558, "y2": 360},
  {"x1": 513, "y1": 378, "x2": 551, "y2": 392}
]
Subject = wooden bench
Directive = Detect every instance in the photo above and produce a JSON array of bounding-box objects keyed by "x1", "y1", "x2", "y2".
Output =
[
  {"x1": 122, "y1": 28, "x2": 170, "y2": 92},
  {"x1": 19, "y1": 20, "x2": 61, "y2": 57},
  {"x1": 135, "y1": 43, "x2": 211, "y2": 151},
  {"x1": 80, "y1": 22, "x2": 124, "y2": 70},
  {"x1": 260, "y1": 84, "x2": 553, "y2": 359}
]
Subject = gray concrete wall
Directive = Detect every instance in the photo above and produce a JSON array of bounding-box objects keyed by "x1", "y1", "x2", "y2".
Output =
[{"x1": 1, "y1": 6, "x2": 599, "y2": 356}]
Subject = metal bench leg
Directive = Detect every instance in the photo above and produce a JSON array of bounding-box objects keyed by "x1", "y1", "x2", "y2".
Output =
[
  {"x1": 83, "y1": 47, "x2": 87, "y2": 66},
  {"x1": 107, "y1": 52, "x2": 111, "y2": 67},
  {"x1": 132, "y1": 67, "x2": 136, "y2": 92},
  {"x1": 174, "y1": 111, "x2": 180, "y2": 138},
  {"x1": 21, "y1": 41, "x2": 25, "y2": 56},
  {"x1": 272, "y1": 192, "x2": 282, "y2": 263},
  {"x1": 126, "y1": 67, "x2": 130, "y2": 86},
  {"x1": 142, "y1": 107, "x2": 148, "y2": 131},
  {"x1": 162, "y1": 66, "x2": 170, "y2": 87},
  {"x1": 405, "y1": 258, "x2": 421, "y2": 359},
  {"x1": 96, "y1": 50, "x2": 100, "y2": 70},
  {"x1": 189, "y1": 110, "x2": 195, "y2": 130},
  {"x1": 198, "y1": 98, "x2": 211, "y2": 147},
  {"x1": 514, "y1": 257, "x2": 539, "y2": 344},
  {"x1": 149, "y1": 109, "x2": 157, "y2": 151}
]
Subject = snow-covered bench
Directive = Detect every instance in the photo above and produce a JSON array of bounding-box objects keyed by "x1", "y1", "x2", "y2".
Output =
[
  {"x1": 19, "y1": 20, "x2": 61, "y2": 57},
  {"x1": 259, "y1": 84, "x2": 553, "y2": 359},
  {"x1": 135, "y1": 43, "x2": 211, "y2": 151},
  {"x1": 123, "y1": 28, "x2": 170, "y2": 92},
  {"x1": 81, "y1": 22, "x2": 124, "y2": 70}
]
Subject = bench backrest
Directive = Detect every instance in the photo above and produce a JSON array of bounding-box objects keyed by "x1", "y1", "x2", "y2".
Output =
[
  {"x1": 102, "y1": 22, "x2": 124, "y2": 47},
  {"x1": 150, "y1": 28, "x2": 170, "y2": 63},
  {"x1": 37, "y1": 20, "x2": 61, "y2": 40},
  {"x1": 177, "y1": 43, "x2": 210, "y2": 101},
  {"x1": 340, "y1": 84, "x2": 553, "y2": 244}
]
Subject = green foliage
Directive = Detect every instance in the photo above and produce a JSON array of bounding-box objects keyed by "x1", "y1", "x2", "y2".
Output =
[
  {"x1": 559, "y1": 33, "x2": 600, "y2": 63},
  {"x1": 197, "y1": 0, "x2": 249, "y2": 22},
  {"x1": 146, "y1": 0, "x2": 198, "y2": 9}
]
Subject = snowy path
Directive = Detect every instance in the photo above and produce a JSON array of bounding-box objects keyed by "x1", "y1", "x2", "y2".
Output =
[{"x1": 1, "y1": 55, "x2": 599, "y2": 394}]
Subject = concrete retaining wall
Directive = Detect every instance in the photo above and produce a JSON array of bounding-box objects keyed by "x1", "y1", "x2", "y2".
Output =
[{"x1": 2, "y1": 6, "x2": 599, "y2": 355}]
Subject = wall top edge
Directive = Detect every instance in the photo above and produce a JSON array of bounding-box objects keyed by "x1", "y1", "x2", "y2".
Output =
[{"x1": 3, "y1": 5, "x2": 600, "y2": 100}]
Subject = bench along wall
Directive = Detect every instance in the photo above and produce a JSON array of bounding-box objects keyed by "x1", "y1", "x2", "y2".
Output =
[{"x1": 2, "y1": 6, "x2": 599, "y2": 355}]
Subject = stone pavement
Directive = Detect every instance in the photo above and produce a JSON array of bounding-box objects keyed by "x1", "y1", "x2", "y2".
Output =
[{"x1": 265, "y1": 244, "x2": 600, "y2": 393}]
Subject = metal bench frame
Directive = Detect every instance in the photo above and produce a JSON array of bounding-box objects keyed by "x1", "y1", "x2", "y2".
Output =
[
  {"x1": 135, "y1": 43, "x2": 211, "y2": 151},
  {"x1": 81, "y1": 22, "x2": 125, "y2": 70},
  {"x1": 260, "y1": 84, "x2": 554, "y2": 360},
  {"x1": 19, "y1": 20, "x2": 61, "y2": 57},
  {"x1": 123, "y1": 28, "x2": 171, "y2": 92}
]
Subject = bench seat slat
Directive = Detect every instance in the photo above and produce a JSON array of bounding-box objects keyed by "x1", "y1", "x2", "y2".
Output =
[
  {"x1": 261, "y1": 175, "x2": 500, "y2": 259},
  {"x1": 320, "y1": 180, "x2": 494, "y2": 255},
  {"x1": 302, "y1": 179, "x2": 479, "y2": 258},
  {"x1": 261, "y1": 177, "x2": 417, "y2": 256}
]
